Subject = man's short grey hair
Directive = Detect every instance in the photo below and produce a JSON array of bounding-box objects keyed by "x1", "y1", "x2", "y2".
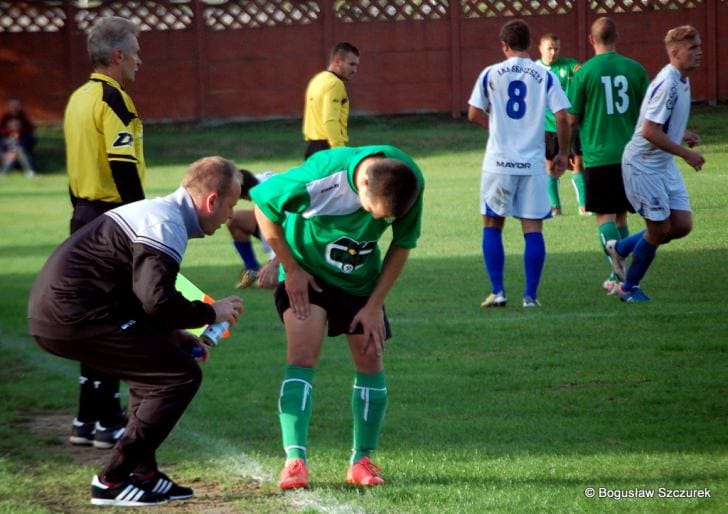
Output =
[{"x1": 87, "y1": 16, "x2": 140, "y2": 67}]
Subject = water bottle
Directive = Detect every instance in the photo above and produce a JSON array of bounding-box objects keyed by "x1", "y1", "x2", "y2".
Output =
[{"x1": 199, "y1": 321, "x2": 229, "y2": 347}]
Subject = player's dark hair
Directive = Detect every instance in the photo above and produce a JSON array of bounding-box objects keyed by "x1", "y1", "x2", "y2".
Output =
[
  {"x1": 331, "y1": 42, "x2": 360, "y2": 60},
  {"x1": 238, "y1": 169, "x2": 259, "y2": 199},
  {"x1": 592, "y1": 17, "x2": 617, "y2": 45},
  {"x1": 366, "y1": 158, "x2": 419, "y2": 219},
  {"x1": 500, "y1": 19, "x2": 530, "y2": 51}
]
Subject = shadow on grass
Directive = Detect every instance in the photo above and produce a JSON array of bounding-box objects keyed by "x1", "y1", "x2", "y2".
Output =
[{"x1": 2, "y1": 247, "x2": 726, "y2": 472}]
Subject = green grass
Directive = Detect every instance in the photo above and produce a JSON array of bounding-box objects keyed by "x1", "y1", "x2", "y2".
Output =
[{"x1": 1, "y1": 106, "x2": 727, "y2": 513}]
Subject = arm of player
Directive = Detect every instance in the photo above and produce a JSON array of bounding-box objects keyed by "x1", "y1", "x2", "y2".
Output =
[
  {"x1": 642, "y1": 120, "x2": 705, "y2": 171},
  {"x1": 253, "y1": 205, "x2": 321, "y2": 320},
  {"x1": 321, "y1": 87, "x2": 346, "y2": 147},
  {"x1": 467, "y1": 105, "x2": 489, "y2": 130},
  {"x1": 350, "y1": 244, "x2": 410, "y2": 357},
  {"x1": 552, "y1": 108, "x2": 571, "y2": 179},
  {"x1": 110, "y1": 160, "x2": 145, "y2": 203}
]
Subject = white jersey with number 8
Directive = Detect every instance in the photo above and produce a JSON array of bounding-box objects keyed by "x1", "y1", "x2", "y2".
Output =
[{"x1": 469, "y1": 57, "x2": 570, "y2": 176}]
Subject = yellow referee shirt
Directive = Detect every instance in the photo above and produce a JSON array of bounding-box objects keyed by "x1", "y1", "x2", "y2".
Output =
[
  {"x1": 302, "y1": 71, "x2": 349, "y2": 148},
  {"x1": 64, "y1": 73, "x2": 145, "y2": 203}
]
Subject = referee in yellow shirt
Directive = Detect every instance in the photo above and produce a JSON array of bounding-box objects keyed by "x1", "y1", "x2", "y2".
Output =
[
  {"x1": 302, "y1": 42, "x2": 360, "y2": 159},
  {"x1": 63, "y1": 16, "x2": 145, "y2": 449}
]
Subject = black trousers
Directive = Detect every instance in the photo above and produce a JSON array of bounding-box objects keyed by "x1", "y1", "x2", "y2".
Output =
[
  {"x1": 304, "y1": 139, "x2": 330, "y2": 159},
  {"x1": 34, "y1": 326, "x2": 201, "y2": 482},
  {"x1": 70, "y1": 197, "x2": 127, "y2": 426}
]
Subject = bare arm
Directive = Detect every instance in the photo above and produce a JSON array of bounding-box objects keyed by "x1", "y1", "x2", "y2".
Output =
[
  {"x1": 253, "y1": 205, "x2": 321, "y2": 319},
  {"x1": 350, "y1": 244, "x2": 411, "y2": 356},
  {"x1": 468, "y1": 105, "x2": 489, "y2": 130},
  {"x1": 642, "y1": 120, "x2": 704, "y2": 171},
  {"x1": 551, "y1": 109, "x2": 571, "y2": 179}
]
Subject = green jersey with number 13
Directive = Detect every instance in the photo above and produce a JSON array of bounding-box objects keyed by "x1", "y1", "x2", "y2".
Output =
[{"x1": 568, "y1": 52, "x2": 649, "y2": 168}]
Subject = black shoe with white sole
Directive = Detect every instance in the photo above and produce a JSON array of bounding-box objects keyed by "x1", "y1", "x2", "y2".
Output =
[
  {"x1": 70, "y1": 418, "x2": 95, "y2": 446},
  {"x1": 139, "y1": 471, "x2": 194, "y2": 501},
  {"x1": 93, "y1": 422, "x2": 126, "y2": 449},
  {"x1": 90, "y1": 475, "x2": 168, "y2": 507}
]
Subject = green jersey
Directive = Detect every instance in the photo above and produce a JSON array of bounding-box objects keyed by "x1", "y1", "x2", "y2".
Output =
[
  {"x1": 539, "y1": 56, "x2": 578, "y2": 133},
  {"x1": 250, "y1": 145, "x2": 424, "y2": 295},
  {"x1": 568, "y1": 52, "x2": 649, "y2": 167}
]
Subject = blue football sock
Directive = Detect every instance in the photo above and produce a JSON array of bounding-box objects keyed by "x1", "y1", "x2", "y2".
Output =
[
  {"x1": 482, "y1": 227, "x2": 505, "y2": 294},
  {"x1": 523, "y1": 232, "x2": 545, "y2": 299},
  {"x1": 233, "y1": 241, "x2": 260, "y2": 270},
  {"x1": 615, "y1": 230, "x2": 645, "y2": 258},
  {"x1": 623, "y1": 235, "x2": 657, "y2": 291}
]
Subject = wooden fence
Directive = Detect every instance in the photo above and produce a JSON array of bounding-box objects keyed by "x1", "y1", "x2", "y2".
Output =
[{"x1": 1, "y1": 0, "x2": 725, "y2": 123}]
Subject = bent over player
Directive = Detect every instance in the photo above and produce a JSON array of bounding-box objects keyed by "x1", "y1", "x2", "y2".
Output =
[{"x1": 251, "y1": 145, "x2": 424, "y2": 489}]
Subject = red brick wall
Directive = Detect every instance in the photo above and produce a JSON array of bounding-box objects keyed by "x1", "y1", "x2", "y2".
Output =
[{"x1": 0, "y1": 0, "x2": 724, "y2": 124}]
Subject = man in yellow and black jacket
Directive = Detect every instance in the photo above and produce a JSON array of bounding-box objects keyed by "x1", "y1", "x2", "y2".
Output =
[
  {"x1": 302, "y1": 42, "x2": 360, "y2": 159},
  {"x1": 62, "y1": 16, "x2": 146, "y2": 449}
]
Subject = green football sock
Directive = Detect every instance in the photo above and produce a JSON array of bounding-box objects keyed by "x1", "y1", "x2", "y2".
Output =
[
  {"x1": 598, "y1": 221, "x2": 621, "y2": 251},
  {"x1": 570, "y1": 172, "x2": 587, "y2": 208},
  {"x1": 278, "y1": 365, "x2": 314, "y2": 461},
  {"x1": 618, "y1": 225, "x2": 630, "y2": 240},
  {"x1": 351, "y1": 371, "x2": 388, "y2": 464},
  {"x1": 547, "y1": 176, "x2": 561, "y2": 209}
]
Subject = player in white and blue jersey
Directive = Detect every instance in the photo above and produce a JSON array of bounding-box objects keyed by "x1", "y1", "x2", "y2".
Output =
[
  {"x1": 605, "y1": 25, "x2": 705, "y2": 303},
  {"x1": 228, "y1": 169, "x2": 279, "y2": 288},
  {"x1": 468, "y1": 19, "x2": 571, "y2": 308}
]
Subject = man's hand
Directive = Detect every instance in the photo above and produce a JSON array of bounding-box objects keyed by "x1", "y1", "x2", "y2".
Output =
[
  {"x1": 284, "y1": 267, "x2": 322, "y2": 321},
  {"x1": 256, "y1": 257, "x2": 279, "y2": 289},
  {"x1": 350, "y1": 304, "x2": 387, "y2": 357},
  {"x1": 684, "y1": 150, "x2": 705, "y2": 172},
  {"x1": 683, "y1": 130, "x2": 700, "y2": 148},
  {"x1": 212, "y1": 296, "x2": 244, "y2": 325},
  {"x1": 169, "y1": 329, "x2": 209, "y2": 363},
  {"x1": 551, "y1": 152, "x2": 569, "y2": 179}
]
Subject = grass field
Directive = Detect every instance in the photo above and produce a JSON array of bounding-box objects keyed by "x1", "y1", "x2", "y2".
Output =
[{"x1": 1, "y1": 107, "x2": 726, "y2": 513}]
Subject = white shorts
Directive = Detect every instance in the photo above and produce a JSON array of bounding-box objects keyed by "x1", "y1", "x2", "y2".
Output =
[
  {"x1": 480, "y1": 172, "x2": 550, "y2": 219},
  {"x1": 621, "y1": 158, "x2": 691, "y2": 222}
]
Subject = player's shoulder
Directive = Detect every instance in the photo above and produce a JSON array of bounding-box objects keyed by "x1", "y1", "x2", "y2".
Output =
[{"x1": 619, "y1": 53, "x2": 648, "y2": 72}]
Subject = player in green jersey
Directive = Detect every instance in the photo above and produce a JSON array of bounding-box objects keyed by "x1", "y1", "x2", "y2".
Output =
[
  {"x1": 250, "y1": 145, "x2": 424, "y2": 490},
  {"x1": 567, "y1": 17, "x2": 649, "y2": 293},
  {"x1": 538, "y1": 32, "x2": 588, "y2": 216}
]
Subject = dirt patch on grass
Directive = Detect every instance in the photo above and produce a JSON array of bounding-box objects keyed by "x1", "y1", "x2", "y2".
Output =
[{"x1": 27, "y1": 413, "x2": 268, "y2": 513}]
